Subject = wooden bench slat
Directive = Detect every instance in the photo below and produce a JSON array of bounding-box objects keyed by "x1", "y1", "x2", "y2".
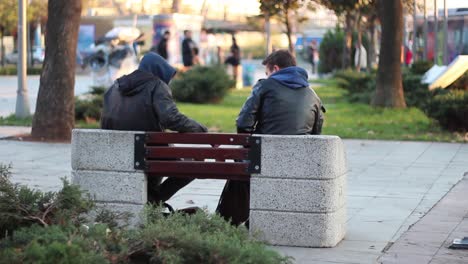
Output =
[
  {"x1": 146, "y1": 147, "x2": 249, "y2": 160},
  {"x1": 146, "y1": 173, "x2": 250, "y2": 181},
  {"x1": 146, "y1": 161, "x2": 249, "y2": 176},
  {"x1": 145, "y1": 132, "x2": 251, "y2": 146}
]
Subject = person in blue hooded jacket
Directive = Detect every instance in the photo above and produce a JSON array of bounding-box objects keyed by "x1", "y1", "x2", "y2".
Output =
[
  {"x1": 101, "y1": 52, "x2": 207, "y2": 204},
  {"x1": 216, "y1": 50, "x2": 325, "y2": 226}
]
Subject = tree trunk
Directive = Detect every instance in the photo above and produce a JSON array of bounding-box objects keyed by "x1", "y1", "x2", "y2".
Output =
[
  {"x1": 367, "y1": 16, "x2": 376, "y2": 72},
  {"x1": 31, "y1": 0, "x2": 82, "y2": 141},
  {"x1": 265, "y1": 13, "x2": 272, "y2": 55},
  {"x1": 342, "y1": 13, "x2": 353, "y2": 69},
  {"x1": 0, "y1": 27, "x2": 4, "y2": 67},
  {"x1": 172, "y1": 0, "x2": 180, "y2": 13},
  {"x1": 284, "y1": 8, "x2": 294, "y2": 55},
  {"x1": 355, "y1": 14, "x2": 362, "y2": 72},
  {"x1": 371, "y1": 0, "x2": 406, "y2": 108}
]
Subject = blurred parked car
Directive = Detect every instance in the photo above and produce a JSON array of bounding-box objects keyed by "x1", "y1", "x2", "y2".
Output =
[{"x1": 5, "y1": 47, "x2": 45, "y2": 64}]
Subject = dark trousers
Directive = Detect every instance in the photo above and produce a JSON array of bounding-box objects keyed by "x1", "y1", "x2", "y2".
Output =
[
  {"x1": 147, "y1": 176, "x2": 193, "y2": 204},
  {"x1": 216, "y1": 180, "x2": 250, "y2": 226}
]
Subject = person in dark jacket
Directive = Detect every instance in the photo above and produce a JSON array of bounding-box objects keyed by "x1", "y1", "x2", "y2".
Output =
[
  {"x1": 225, "y1": 36, "x2": 241, "y2": 81},
  {"x1": 181, "y1": 30, "x2": 196, "y2": 68},
  {"x1": 216, "y1": 50, "x2": 325, "y2": 226},
  {"x1": 101, "y1": 52, "x2": 207, "y2": 204},
  {"x1": 155, "y1": 30, "x2": 170, "y2": 60}
]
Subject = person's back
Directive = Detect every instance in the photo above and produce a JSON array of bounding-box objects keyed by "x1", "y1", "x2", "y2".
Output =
[
  {"x1": 101, "y1": 70, "x2": 161, "y2": 131},
  {"x1": 236, "y1": 51, "x2": 324, "y2": 136},
  {"x1": 218, "y1": 50, "x2": 325, "y2": 226},
  {"x1": 241, "y1": 71, "x2": 323, "y2": 135},
  {"x1": 101, "y1": 52, "x2": 206, "y2": 133},
  {"x1": 101, "y1": 52, "x2": 208, "y2": 206}
]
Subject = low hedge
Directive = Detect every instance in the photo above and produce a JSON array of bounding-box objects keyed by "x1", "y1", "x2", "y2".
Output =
[
  {"x1": 410, "y1": 60, "x2": 434, "y2": 75},
  {"x1": 0, "y1": 66, "x2": 42, "y2": 75},
  {"x1": 171, "y1": 66, "x2": 235, "y2": 104},
  {"x1": 424, "y1": 90, "x2": 468, "y2": 132},
  {"x1": 75, "y1": 86, "x2": 106, "y2": 122},
  {"x1": 0, "y1": 164, "x2": 291, "y2": 264},
  {"x1": 334, "y1": 70, "x2": 374, "y2": 103}
]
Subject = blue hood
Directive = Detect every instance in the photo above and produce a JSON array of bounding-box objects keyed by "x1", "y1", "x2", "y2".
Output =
[
  {"x1": 269, "y1": 66, "x2": 309, "y2": 89},
  {"x1": 138, "y1": 52, "x2": 176, "y2": 85}
]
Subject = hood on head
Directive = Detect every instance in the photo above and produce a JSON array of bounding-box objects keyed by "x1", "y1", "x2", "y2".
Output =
[
  {"x1": 138, "y1": 52, "x2": 176, "y2": 85},
  {"x1": 269, "y1": 66, "x2": 309, "y2": 89},
  {"x1": 117, "y1": 69, "x2": 156, "y2": 96}
]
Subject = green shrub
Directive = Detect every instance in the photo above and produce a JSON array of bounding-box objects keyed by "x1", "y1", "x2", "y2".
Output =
[
  {"x1": 0, "y1": 165, "x2": 291, "y2": 264},
  {"x1": 75, "y1": 86, "x2": 106, "y2": 122},
  {"x1": 129, "y1": 207, "x2": 292, "y2": 264},
  {"x1": 448, "y1": 70, "x2": 468, "y2": 91},
  {"x1": 410, "y1": 60, "x2": 434, "y2": 75},
  {"x1": 0, "y1": 66, "x2": 42, "y2": 75},
  {"x1": 424, "y1": 90, "x2": 468, "y2": 132},
  {"x1": 402, "y1": 73, "x2": 431, "y2": 109},
  {"x1": 171, "y1": 66, "x2": 235, "y2": 104},
  {"x1": 318, "y1": 28, "x2": 344, "y2": 74},
  {"x1": 0, "y1": 173, "x2": 94, "y2": 237},
  {"x1": 333, "y1": 70, "x2": 375, "y2": 103},
  {"x1": 0, "y1": 224, "x2": 124, "y2": 264}
]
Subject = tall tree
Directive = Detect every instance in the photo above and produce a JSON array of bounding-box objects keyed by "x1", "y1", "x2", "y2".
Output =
[
  {"x1": 31, "y1": 0, "x2": 82, "y2": 141},
  {"x1": 259, "y1": 0, "x2": 314, "y2": 54},
  {"x1": 371, "y1": 0, "x2": 406, "y2": 108},
  {"x1": 317, "y1": 0, "x2": 358, "y2": 69}
]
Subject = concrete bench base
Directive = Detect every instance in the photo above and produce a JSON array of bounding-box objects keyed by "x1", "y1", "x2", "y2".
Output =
[
  {"x1": 71, "y1": 130, "x2": 347, "y2": 247},
  {"x1": 249, "y1": 135, "x2": 347, "y2": 247},
  {"x1": 250, "y1": 207, "x2": 346, "y2": 247}
]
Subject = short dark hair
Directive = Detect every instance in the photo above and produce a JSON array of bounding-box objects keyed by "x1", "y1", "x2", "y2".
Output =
[
  {"x1": 262, "y1": 50, "x2": 296, "y2": 70},
  {"x1": 164, "y1": 30, "x2": 170, "y2": 35}
]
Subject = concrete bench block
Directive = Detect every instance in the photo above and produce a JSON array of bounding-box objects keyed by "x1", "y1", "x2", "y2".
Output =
[
  {"x1": 72, "y1": 129, "x2": 142, "y2": 172},
  {"x1": 253, "y1": 135, "x2": 347, "y2": 179},
  {"x1": 250, "y1": 207, "x2": 346, "y2": 247},
  {"x1": 72, "y1": 170, "x2": 147, "y2": 204},
  {"x1": 250, "y1": 175, "x2": 346, "y2": 212}
]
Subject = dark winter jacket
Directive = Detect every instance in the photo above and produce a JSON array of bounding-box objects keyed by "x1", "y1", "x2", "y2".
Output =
[
  {"x1": 156, "y1": 38, "x2": 168, "y2": 59},
  {"x1": 101, "y1": 52, "x2": 207, "y2": 132},
  {"x1": 181, "y1": 37, "x2": 195, "y2": 67},
  {"x1": 236, "y1": 66, "x2": 324, "y2": 135}
]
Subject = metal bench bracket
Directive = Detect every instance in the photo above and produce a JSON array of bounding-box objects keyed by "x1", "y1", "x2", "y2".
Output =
[
  {"x1": 134, "y1": 133, "x2": 146, "y2": 170},
  {"x1": 248, "y1": 136, "x2": 261, "y2": 174}
]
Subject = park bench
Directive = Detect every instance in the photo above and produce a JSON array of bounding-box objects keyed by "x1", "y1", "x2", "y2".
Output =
[
  {"x1": 72, "y1": 129, "x2": 347, "y2": 247},
  {"x1": 133, "y1": 132, "x2": 261, "y2": 181}
]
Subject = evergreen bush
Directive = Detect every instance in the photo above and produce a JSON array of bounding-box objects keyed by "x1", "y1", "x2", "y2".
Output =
[
  {"x1": 424, "y1": 90, "x2": 468, "y2": 132},
  {"x1": 318, "y1": 28, "x2": 344, "y2": 74},
  {"x1": 75, "y1": 86, "x2": 106, "y2": 122},
  {"x1": 402, "y1": 73, "x2": 431, "y2": 109},
  {"x1": 171, "y1": 66, "x2": 235, "y2": 104},
  {"x1": 0, "y1": 165, "x2": 292, "y2": 264},
  {"x1": 410, "y1": 60, "x2": 434, "y2": 75},
  {"x1": 334, "y1": 70, "x2": 374, "y2": 103}
]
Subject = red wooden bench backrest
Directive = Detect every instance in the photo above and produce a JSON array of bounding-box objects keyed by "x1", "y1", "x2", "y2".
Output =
[{"x1": 134, "y1": 132, "x2": 261, "y2": 181}]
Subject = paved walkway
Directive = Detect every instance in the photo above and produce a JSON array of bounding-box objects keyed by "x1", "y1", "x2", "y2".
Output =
[
  {"x1": 379, "y1": 173, "x2": 468, "y2": 264},
  {"x1": 0, "y1": 130, "x2": 467, "y2": 263}
]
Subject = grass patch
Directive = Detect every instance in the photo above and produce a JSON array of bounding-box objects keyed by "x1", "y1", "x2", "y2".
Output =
[
  {"x1": 315, "y1": 81, "x2": 465, "y2": 142},
  {"x1": 177, "y1": 89, "x2": 251, "y2": 132},
  {"x1": 0, "y1": 115, "x2": 33, "y2": 126},
  {"x1": 1, "y1": 83, "x2": 465, "y2": 142}
]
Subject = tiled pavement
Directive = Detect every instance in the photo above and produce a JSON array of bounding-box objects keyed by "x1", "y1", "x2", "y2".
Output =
[{"x1": 1, "y1": 130, "x2": 467, "y2": 263}]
